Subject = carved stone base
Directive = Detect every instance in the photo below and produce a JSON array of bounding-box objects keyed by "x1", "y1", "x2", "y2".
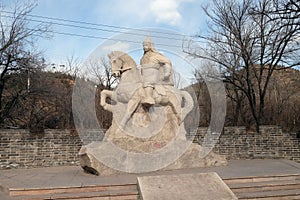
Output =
[
  {"x1": 79, "y1": 141, "x2": 227, "y2": 176},
  {"x1": 164, "y1": 143, "x2": 227, "y2": 170},
  {"x1": 79, "y1": 105, "x2": 227, "y2": 176}
]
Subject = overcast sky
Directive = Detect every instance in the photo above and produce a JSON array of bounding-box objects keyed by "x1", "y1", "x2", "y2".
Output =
[{"x1": 2, "y1": 0, "x2": 211, "y2": 81}]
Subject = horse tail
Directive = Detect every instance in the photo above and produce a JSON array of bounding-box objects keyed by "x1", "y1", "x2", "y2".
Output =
[{"x1": 181, "y1": 90, "x2": 194, "y2": 121}]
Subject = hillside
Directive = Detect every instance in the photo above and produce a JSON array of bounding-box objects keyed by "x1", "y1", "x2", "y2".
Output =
[
  {"x1": 188, "y1": 67, "x2": 300, "y2": 131},
  {"x1": 1, "y1": 67, "x2": 299, "y2": 131}
]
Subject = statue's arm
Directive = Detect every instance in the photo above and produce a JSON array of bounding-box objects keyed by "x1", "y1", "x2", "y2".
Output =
[
  {"x1": 163, "y1": 63, "x2": 172, "y2": 80},
  {"x1": 156, "y1": 55, "x2": 172, "y2": 80}
]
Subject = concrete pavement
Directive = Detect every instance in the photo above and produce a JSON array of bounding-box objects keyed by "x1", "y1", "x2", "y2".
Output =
[{"x1": 0, "y1": 159, "x2": 299, "y2": 190}]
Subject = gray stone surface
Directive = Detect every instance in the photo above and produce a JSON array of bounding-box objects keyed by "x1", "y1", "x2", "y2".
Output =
[
  {"x1": 137, "y1": 172, "x2": 238, "y2": 200},
  {"x1": 0, "y1": 184, "x2": 10, "y2": 200},
  {"x1": 0, "y1": 159, "x2": 299, "y2": 190},
  {"x1": 79, "y1": 141, "x2": 227, "y2": 176}
]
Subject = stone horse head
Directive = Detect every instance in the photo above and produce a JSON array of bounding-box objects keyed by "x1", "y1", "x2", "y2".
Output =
[{"x1": 108, "y1": 51, "x2": 137, "y2": 78}]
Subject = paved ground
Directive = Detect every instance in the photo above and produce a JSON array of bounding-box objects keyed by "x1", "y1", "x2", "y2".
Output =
[{"x1": 0, "y1": 159, "x2": 299, "y2": 190}]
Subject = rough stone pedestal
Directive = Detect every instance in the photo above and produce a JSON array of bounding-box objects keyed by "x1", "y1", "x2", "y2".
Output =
[
  {"x1": 79, "y1": 140, "x2": 227, "y2": 176},
  {"x1": 79, "y1": 109, "x2": 227, "y2": 176}
]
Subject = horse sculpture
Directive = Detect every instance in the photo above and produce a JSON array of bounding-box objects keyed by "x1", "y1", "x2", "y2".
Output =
[{"x1": 100, "y1": 51, "x2": 193, "y2": 128}]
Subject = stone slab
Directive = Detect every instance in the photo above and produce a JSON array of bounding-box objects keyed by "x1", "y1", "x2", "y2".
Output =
[{"x1": 137, "y1": 172, "x2": 238, "y2": 200}]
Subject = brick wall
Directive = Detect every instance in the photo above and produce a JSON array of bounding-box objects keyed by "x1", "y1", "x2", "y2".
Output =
[
  {"x1": 191, "y1": 126, "x2": 300, "y2": 162},
  {"x1": 0, "y1": 126, "x2": 299, "y2": 169},
  {"x1": 0, "y1": 129, "x2": 82, "y2": 169},
  {"x1": 0, "y1": 129, "x2": 105, "y2": 169}
]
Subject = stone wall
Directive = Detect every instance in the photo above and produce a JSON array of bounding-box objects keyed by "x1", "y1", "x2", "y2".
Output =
[
  {"x1": 190, "y1": 126, "x2": 300, "y2": 162},
  {"x1": 0, "y1": 129, "x2": 105, "y2": 169},
  {"x1": 0, "y1": 126, "x2": 299, "y2": 169},
  {"x1": 0, "y1": 129, "x2": 81, "y2": 169}
]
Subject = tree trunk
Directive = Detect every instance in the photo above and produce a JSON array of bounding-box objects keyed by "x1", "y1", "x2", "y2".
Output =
[
  {"x1": 247, "y1": 95, "x2": 261, "y2": 133},
  {"x1": 0, "y1": 80, "x2": 5, "y2": 123},
  {"x1": 233, "y1": 100, "x2": 241, "y2": 126},
  {"x1": 255, "y1": 118, "x2": 260, "y2": 133},
  {"x1": 0, "y1": 81, "x2": 3, "y2": 110}
]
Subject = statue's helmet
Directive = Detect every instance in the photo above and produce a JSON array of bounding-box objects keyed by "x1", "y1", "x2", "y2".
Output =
[{"x1": 143, "y1": 36, "x2": 158, "y2": 52}]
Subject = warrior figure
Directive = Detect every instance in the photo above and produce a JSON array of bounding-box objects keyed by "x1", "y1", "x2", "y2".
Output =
[{"x1": 140, "y1": 36, "x2": 174, "y2": 105}]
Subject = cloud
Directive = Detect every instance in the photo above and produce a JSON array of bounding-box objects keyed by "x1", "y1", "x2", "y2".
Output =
[
  {"x1": 93, "y1": 0, "x2": 150, "y2": 26},
  {"x1": 150, "y1": 0, "x2": 194, "y2": 25},
  {"x1": 102, "y1": 41, "x2": 131, "y2": 52},
  {"x1": 92, "y1": 0, "x2": 198, "y2": 28}
]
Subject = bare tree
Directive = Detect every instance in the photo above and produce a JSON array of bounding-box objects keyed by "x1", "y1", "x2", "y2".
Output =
[
  {"x1": 88, "y1": 56, "x2": 117, "y2": 90},
  {"x1": 62, "y1": 55, "x2": 81, "y2": 78},
  {"x1": 191, "y1": 68, "x2": 211, "y2": 127},
  {"x1": 0, "y1": 1, "x2": 49, "y2": 125},
  {"x1": 86, "y1": 56, "x2": 117, "y2": 129},
  {"x1": 272, "y1": 0, "x2": 300, "y2": 22},
  {"x1": 264, "y1": 68, "x2": 300, "y2": 131},
  {"x1": 184, "y1": 0, "x2": 300, "y2": 132},
  {"x1": 225, "y1": 83, "x2": 247, "y2": 126}
]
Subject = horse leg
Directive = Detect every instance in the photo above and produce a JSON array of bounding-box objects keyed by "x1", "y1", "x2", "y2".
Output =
[
  {"x1": 180, "y1": 91, "x2": 194, "y2": 120},
  {"x1": 100, "y1": 90, "x2": 113, "y2": 112},
  {"x1": 119, "y1": 93, "x2": 141, "y2": 128},
  {"x1": 168, "y1": 91, "x2": 194, "y2": 124}
]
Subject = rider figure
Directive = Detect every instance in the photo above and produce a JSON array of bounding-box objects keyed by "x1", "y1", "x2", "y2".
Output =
[{"x1": 140, "y1": 36, "x2": 174, "y2": 105}]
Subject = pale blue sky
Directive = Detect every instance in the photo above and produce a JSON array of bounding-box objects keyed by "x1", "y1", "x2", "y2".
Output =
[{"x1": 1, "y1": 0, "x2": 211, "y2": 80}]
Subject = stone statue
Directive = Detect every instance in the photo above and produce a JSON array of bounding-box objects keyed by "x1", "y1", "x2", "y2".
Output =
[
  {"x1": 79, "y1": 37, "x2": 227, "y2": 176},
  {"x1": 101, "y1": 50, "x2": 190, "y2": 128},
  {"x1": 140, "y1": 36, "x2": 174, "y2": 105}
]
